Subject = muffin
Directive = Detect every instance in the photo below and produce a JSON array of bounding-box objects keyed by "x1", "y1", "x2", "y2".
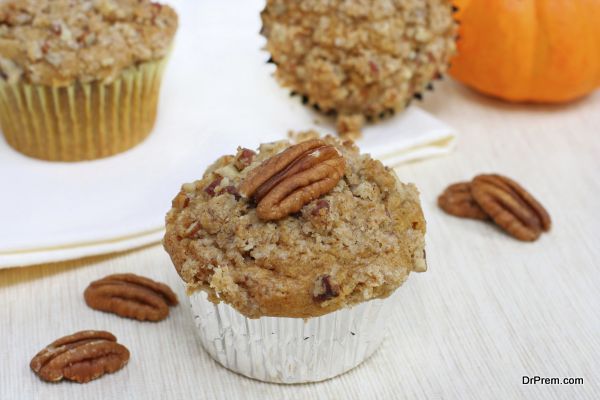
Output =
[
  {"x1": 164, "y1": 134, "x2": 427, "y2": 382},
  {"x1": 261, "y1": 0, "x2": 457, "y2": 137},
  {"x1": 0, "y1": 0, "x2": 178, "y2": 161}
]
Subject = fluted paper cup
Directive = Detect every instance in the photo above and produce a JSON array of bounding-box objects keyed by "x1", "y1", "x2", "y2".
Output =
[
  {"x1": 188, "y1": 290, "x2": 398, "y2": 383},
  {"x1": 0, "y1": 59, "x2": 166, "y2": 162}
]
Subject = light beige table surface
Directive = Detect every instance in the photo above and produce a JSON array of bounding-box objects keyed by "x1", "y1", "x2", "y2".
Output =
[{"x1": 1, "y1": 80, "x2": 599, "y2": 400}]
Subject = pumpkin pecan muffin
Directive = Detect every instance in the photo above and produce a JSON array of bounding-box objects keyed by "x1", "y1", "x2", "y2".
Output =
[
  {"x1": 164, "y1": 135, "x2": 426, "y2": 319},
  {"x1": 0, "y1": 0, "x2": 178, "y2": 161},
  {"x1": 164, "y1": 134, "x2": 427, "y2": 382},
  {"x1": 261, "y1": 0, "x2": 457, "y2": 137}
]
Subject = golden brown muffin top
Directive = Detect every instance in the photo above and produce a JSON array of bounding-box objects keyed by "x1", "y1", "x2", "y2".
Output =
[
  {"x1": 0, "y1": 0, "x2": 178, "y2": 86},
  {"x1": 261, "y1": 0, "x2": 457, "y2": 137},
  {"x1": 164, "y1": 135, "x2": 427, "y2": 319}
]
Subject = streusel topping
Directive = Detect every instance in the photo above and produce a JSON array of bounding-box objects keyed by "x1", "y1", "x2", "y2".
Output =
[
  {"x1": 164, "y1": 135, "x2": 427, "y2": 319},
  {"x1": 0, "y1": 0, "x2": 177, "y2": 86},
  {"x1": 261, "y1": 0, "x2": 457, "y2": 136}
]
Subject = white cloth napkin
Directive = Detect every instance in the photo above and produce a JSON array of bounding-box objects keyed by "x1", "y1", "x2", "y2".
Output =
[{"x1": 0, "y1": 0, "x2": 456, "y2": 268}]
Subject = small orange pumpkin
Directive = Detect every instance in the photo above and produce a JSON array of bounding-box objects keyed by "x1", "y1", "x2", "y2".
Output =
[{"x1": 449, "y1": 0, "x2": 600, "y2": 103}]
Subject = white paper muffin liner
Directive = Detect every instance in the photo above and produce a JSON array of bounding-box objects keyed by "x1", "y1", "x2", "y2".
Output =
[{"x1": 188, "y1": 290, "x2": 399, "y2": 383}]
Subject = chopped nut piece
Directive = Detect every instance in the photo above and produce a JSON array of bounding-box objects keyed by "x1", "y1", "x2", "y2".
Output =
[
  {"x1": 204, "y1": 176, "x2": 223, "y2": 197},
  {"x1": 311, "y1": 199, "x2": 330, "y2": 216},
  {"x1": 219, "y1": 185, "x2": 241, "y2": 200},
  {"x1": 172, "y1": 191, "x2": 190, "y2": 210},
  {"x1": 234, "y1": 148, "x2": 256, "y2": 171},
  {"x1": 50, "y1": 21, "x2": 62, "y2": 35},
  {"x1": 369, "y1": 61, "x2": 379, "y2": 74},
  {"x1": 313, "y1": 275, "x2": 339, "y2": 302}
]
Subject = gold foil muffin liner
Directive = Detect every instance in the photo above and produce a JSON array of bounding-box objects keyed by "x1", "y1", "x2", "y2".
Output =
[
  {"x1": 188, "y1": 289, "x2": 398, "y2": 383},
  {"x1": 0, "y1": 59, "x2": 166, "y2": 162}
]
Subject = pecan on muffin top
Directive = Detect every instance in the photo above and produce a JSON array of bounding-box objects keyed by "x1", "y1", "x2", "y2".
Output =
[
  {"x1": 0, "y1": 0, "x2": 178, "y2": 86},
  {"x1": 164, "y1": 135, "x2": 427, "y2": 319}
]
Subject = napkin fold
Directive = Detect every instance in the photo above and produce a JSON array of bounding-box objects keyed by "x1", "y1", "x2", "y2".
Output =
[
  {"x1": 0, "y1": 230, "x2": 164, "y2": 269},
  {"x1": 0, "y1": 0, "x2": 456, "y2": 268}
]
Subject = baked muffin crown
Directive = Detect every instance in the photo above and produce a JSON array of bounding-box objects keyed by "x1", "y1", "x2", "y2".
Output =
[
  {"x1": 164, "y1": 135, "x2": 427, "y2": 319},
  {"x1": 0, "y1": 0, "x2": 178, "y2": 86},
  {"x1": 261, "y1": 0, "x2": 457, "y2": 135}
]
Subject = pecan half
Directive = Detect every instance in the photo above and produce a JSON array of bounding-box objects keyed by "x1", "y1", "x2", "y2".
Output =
[
  {"x1": 239, "y1": 139, "x2": 345, "y2": 220},
  {"x1": 84, "y1": 274, "x2": 178, "y2": 322},
  {"x1": 30, "y1": 330, "x2": 129, "y2": 383},
  {"x1": 471, "y1": 174, "x2": 551, "y2": 241},
  {"x1": 438, "y1": 182, "x2": 489, "y2": 220}
]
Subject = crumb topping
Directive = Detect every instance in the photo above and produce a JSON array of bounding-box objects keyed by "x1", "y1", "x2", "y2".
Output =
[{"x1": 0, "y1": 0, "x2": 178, "y2": 86}]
